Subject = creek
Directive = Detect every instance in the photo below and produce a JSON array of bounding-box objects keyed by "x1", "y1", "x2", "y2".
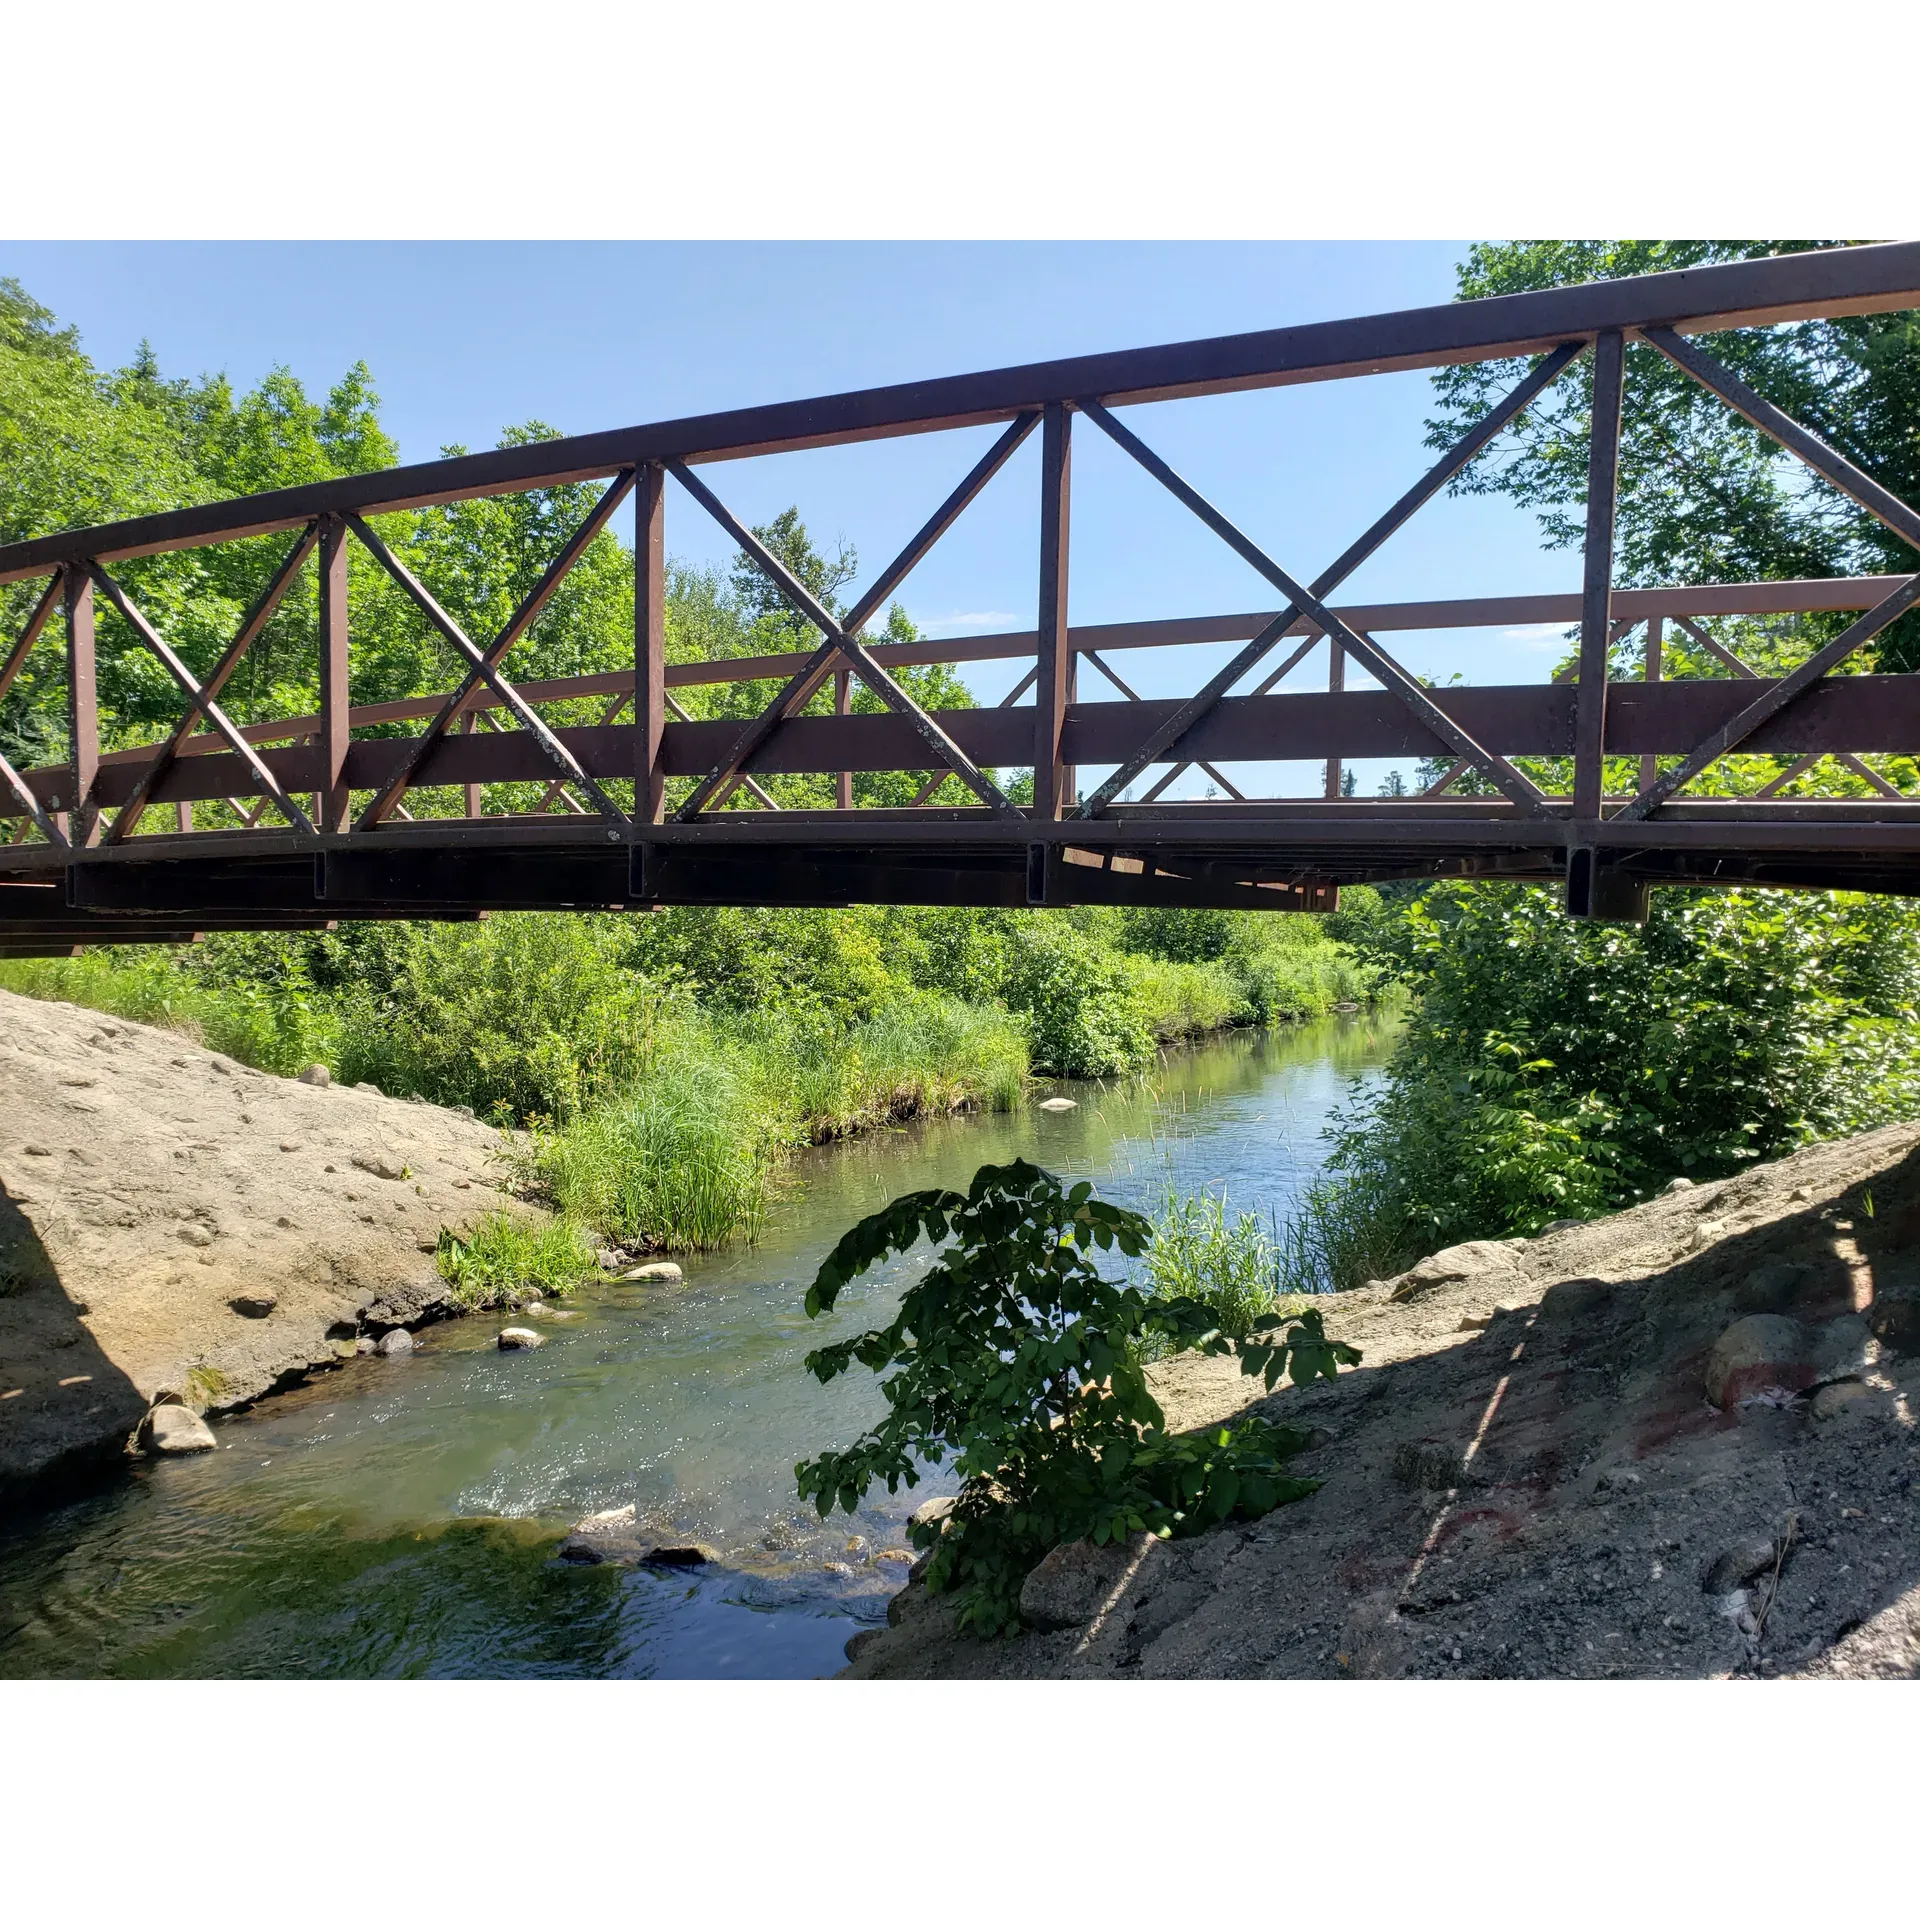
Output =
[{"x1": 0, "y1": 1013, "x2": 1395, "y2": 1679}]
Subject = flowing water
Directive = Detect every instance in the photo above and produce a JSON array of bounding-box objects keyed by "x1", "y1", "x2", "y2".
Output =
[{"x1": 0, "y1": 1014, "x2": 1395, "y2": 1679}]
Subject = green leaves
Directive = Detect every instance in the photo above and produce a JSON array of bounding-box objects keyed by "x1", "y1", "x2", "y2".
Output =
[{"x1": 794, "y1": 1159, "x2": 1359, "y2": 1637}]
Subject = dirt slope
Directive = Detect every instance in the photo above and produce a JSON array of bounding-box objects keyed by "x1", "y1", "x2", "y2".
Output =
[
  {"x1": 854, "y1": 1124, "x2": 1920, "y2": 1680},
  {"x1": 0, "y1": 988, "x2": 531, "y2": 1503}
]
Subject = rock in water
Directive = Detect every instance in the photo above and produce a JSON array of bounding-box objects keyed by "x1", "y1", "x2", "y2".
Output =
[
  {"x1": 376, "y1": 1328, "x2": 414, "y2": 1356},
  {"x1": 498, "y1": 1326, "x2": 545, "y2": 1350},
  {"x1": 557, "y1": 1506, "x2": 713, "y2": 1566},
  {"x1": 229, "y1": 1289, "x2": 278, "y2": 1319},
  {"x1": 363, "y1": 1274, "x2": 451, "y2": 1329},
  {"x1": 643, "y1": 1543, "x2": 711, "y2": 1567},
  {"x1": 1037, "y1": 1097, "x2": 1077, "y2": 1112},
  {"x1": 629, "y1": 1261, "x2": 682, "y2": 1283},
  {"x1": 1704, "y1": 1314, "x2": 1812, "y2": 1409},
  {"x1": 144, "y1": 1404, "x2": 217, "y2": 1454}
]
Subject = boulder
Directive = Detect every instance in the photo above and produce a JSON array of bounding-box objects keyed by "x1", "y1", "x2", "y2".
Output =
[
  {"x1": 1390, "y1": 1239, "x2": 1524, "y2": 1302},
  {"x1": 1663, "y1": 1177, "x2": 1696, "y2": 1195},
  {"x1": 363, "y1": 1274, "x2": 451, "y2": 1329},
  {"x1": 1702, "y1": 1535, "x2": 1782, "y2": 1595},
  {"x1": 1810, "y1": 1313, "x2": 1878, "y2": 1385},
  {"x1": 874, "y1": 1547, "x2": 917, "y2": 1565},
  {"x1": 628, "y1": 1261, "x2": 682, "y2": 1283},
  {"x1": 1018, "y1": 1534, "x2": 1164, "y2": 1631},
  {"x1": 229, "y1": 1289, "x2": 278, "y2": 1319},
  {"x1": 1812, "y1": 1380, "x2": 1887, "y2": 1422},
  {"x1": 376, "y1": 1328, "x2": 414, "y2": 1356},
  {"x1": 555, "y1": 1509, "x2": 714, "y2": 1569},
  {"x1": 144, "y1": 1404, "x2": 217, "y2": 1454},
  {"x1": 909, "y1": 1495, "x2": 957, "y2": 1535},
  {"x1": 1704, "y1": 1314, "x2": 1813, "y2": 1409},
  {"x1": 354, "y1": 1336, "x2": 377, "y2": 1355},
  {"x1": 1037, "y1": 1097, "x2": 1078, "y2": 1113},
  {"x1": 498, "y1": 1326, "x2": 545, "y2": 1351},
  {"x1": 297, "y1": 1063, "x2": 331, "y2": 1088}
]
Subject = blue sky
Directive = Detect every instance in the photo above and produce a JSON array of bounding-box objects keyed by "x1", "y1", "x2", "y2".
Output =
[{"x1": 3, "y1": 242, "x2": 1581, "y2": 797}]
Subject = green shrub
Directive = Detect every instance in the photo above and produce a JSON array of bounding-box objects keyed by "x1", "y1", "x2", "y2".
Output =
[
  {"x1": 796, "y1": 1161, "x2": 1361, "y2": 1637},
  {"x1": 436, "y1": 1210, "x2": 599, "y2": 1309},
  {"x1": 335, "y1": 914, "x2": 655, "y2": 1122},
  {"x1": 993, "y1": 918, "x2": 1158, "y2": 1078},
  {"x1": 1127, "y1": 956, "x2": 1245, "y2": 1041},
  {"x1": 1277, "y1": 883, "x2": 1920, "y2": 1290}
]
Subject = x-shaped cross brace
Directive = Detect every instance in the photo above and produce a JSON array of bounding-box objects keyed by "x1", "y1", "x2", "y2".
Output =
[{"x1": 670, "y1": 412, "x2": 1041, "y2": 822}]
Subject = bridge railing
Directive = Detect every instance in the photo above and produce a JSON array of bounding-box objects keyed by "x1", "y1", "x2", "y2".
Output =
[{"x1": 3, "y1": 240, "x2": 1920, "y2": 925}]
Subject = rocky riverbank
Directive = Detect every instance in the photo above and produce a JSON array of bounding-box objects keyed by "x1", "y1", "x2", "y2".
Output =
[
  {"x1": 852, "y1": 1123, "x2": 1920, "y2": 1680},
  {"x1": 0, "y1": 987, "x2": 542, "y2": 1504}
]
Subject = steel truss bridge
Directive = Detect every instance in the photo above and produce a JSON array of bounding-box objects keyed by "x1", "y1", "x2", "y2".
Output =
[{"x1": 4, "y1": 243, "x2": 1920, "y2": 955}]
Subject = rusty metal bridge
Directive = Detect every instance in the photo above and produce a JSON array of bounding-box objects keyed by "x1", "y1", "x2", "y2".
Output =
[{"x1": 4, "y1": 243, "x2": 1920, "y2": 956}]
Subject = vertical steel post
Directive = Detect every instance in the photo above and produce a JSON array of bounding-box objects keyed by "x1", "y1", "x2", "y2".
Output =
[
  {"x1": 1034, "y1": 400, "x2": 1072, "y2": 822},
  {"x1": 834, "y1": 669, "x2": 852, "y2": 809},
  {"x1": 1323, "y1": 635, "x2": 1345, "y2": 799},
  {"x1": 316, "y1": 516, "x2": 351, "y2": 832},
  {"x1": 1639, "y1": 612, "x2": 1663, "y2": 794},
  {"x1": 461, "y1": 710, "x2": 482, "y2": 819},
  {"x1": 1573, "y1": 330, "x2": 1625, "y2": 822},
  {"x1": 64, "y1": 565, "x2": 99, "y2": 846},
  {"x1": 634, "y1": 462, "x2": 668, "y2": 826}
]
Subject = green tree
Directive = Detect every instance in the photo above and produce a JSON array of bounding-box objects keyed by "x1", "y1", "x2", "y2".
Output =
[{"x1": 1427, "y1": 241, "x2": 1920, "y2": 668}]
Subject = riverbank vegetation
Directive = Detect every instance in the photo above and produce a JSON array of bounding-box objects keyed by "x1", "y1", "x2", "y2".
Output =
[
  {"x1": 1280, "y1": 884, "x2": 1920, "y2": 1290},
  {"x1": 0, "y1": 895, "x2": 1374, "y2": 1257}
]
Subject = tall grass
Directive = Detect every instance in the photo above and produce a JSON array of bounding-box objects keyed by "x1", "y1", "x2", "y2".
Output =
[
  {"x1": 436, "y1": 1211, "x2": 600, "y2": 1309},
  {"x1": 531, "y1": 1030, "x2": 786, "y2": 1251},
  {"x1": 1138, "y1": 1189, "x2": 1286, "y2": 1347},
  {"x1": 1270, "y1": 1166, "x2": 1422, "y2": 1296},
  {"x1": 525, "y1": 995, "x2": 1030, "y2": 1252}
]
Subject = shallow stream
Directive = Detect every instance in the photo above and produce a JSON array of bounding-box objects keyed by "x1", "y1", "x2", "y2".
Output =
[{"x1": 0, "y1": 1014, "x2": 1394, "y2": 1678}]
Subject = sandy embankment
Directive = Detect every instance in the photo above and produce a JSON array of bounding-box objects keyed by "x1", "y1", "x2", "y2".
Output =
[
  {"x1": 0, "y1": 987, "x2": 540, "y2": 1503},
  {"x1": 856, "y1": 1125, "x2": 1920, "y2": 1680}
]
